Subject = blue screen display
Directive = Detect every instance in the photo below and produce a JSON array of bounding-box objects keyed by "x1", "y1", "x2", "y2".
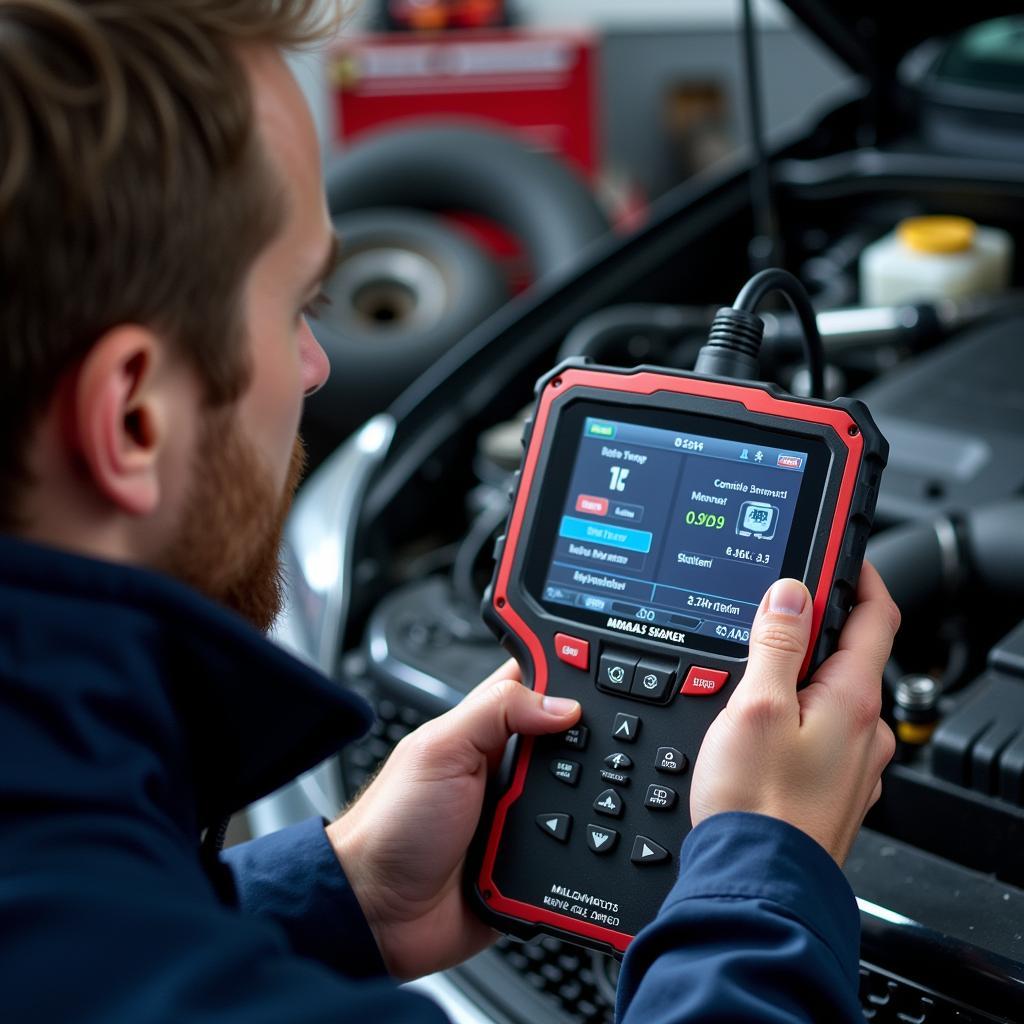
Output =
[{"x1": 539, "y1": 416, "x2": 810, "y2": 647}]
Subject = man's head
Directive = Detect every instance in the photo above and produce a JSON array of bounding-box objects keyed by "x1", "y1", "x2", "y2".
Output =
[{"x1": 0, "y1": 1, "x2": 340, "y2": 629}]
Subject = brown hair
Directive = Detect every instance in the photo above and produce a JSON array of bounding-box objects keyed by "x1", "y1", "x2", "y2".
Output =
[{"x1": 0, "y1": 0, "x2": 340, "y2": 525}]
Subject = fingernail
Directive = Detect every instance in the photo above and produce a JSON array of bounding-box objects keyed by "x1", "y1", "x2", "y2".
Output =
[
  {"x1": 768, "y1": 578, "x2": 807, "y2": 616},
  {"x1": 542, "y1": 696, "x2": 580, "y2": 716}
]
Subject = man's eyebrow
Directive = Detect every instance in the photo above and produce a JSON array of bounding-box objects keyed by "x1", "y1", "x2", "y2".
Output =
[{"x1": 306, "y1": 232, "x2": 342, "y2": 294}]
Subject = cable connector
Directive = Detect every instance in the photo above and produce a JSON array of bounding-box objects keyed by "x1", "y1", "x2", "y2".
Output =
[
  {"x1": 694, "y1": 306, "x2": 764, "y2": 382},
  {"x1": 693, "y1": 267, "x2": 826, "y2": 398}
]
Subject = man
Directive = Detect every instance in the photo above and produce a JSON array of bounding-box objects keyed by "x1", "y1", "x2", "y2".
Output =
[{"x1": 0, "y1": 2, "x2": 898, "y2": 1021}]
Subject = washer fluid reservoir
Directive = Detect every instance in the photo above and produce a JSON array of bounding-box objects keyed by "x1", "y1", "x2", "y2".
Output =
[{"x1": 860, "y1": 215, "x2": 1012, "y2": 305}]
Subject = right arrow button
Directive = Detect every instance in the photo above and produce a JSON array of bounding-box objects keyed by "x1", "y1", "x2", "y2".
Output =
[{"x1": 630, "y1": 835, "x2": 670, "y2": 865}]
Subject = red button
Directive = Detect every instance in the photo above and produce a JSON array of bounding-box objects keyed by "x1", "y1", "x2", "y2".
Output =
[
  {"x1": 554, "y1": 633, "x2": 590, "y2": 671},
  {"x1": 575, "y1": 494, "x2": 608, "y2": 516},
  {"x1": 681, "y1": 666, "x2": 730, "y2": 696}
]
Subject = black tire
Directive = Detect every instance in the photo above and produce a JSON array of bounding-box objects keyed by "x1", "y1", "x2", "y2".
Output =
[
  {"x1": 306, "y1": 207, "x2": 509, "y2": 440},
  {"x1": 325, "y1": 123, "x2": 610, "y2": 279}
]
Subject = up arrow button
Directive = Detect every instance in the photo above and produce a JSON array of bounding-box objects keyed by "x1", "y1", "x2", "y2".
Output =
[{"x1": 611, "y1": 713, "x2": 640, "y2": 743}]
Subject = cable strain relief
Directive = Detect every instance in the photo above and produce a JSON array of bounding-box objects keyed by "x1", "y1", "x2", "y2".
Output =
[
  {"x1": 693, "y1": 306, "x2": 764, "y2": 381},
  {"x1": 707, "y1": 306, "x2": 764, "y2": 357}
]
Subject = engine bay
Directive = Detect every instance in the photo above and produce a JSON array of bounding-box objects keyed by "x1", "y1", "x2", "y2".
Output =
[{"x1": 281, "y1": 44, "x2": 1024, "y2": 1021}]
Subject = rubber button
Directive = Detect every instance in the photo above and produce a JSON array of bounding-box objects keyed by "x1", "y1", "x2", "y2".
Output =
[
  {"x1": 630, "y1": 835, "x2": 670, "y2": 865},
  {"x1": 555, "y1": 633, "x2": 590, "y2": 671},
  {"x1": 536, "y1": 813, "x2": 571, "y2": 842},
  {"x1": 681, "y1": 666, "x2": 730, "y2": 696},
  {"x1": 644, "y1": 784, "x2": 677, "y2": 810},
  {"x1": 563, "y1": 725, "x2": 589, "y2": 750},
  {"x1": 655, "y1": 747, "x2": 687, "y2": 774},
  {"x1": 586, "y1": 824, "x2": 619, "y2": 855},
  {"x1": 630, "y1": 658, "x2": 676, "y2": 702},
  {"x1": 598, "y1": 651, "x2": 639, "y2": 694},
  {"x1": 550, "y1": 759, "x2": 581, "y2": 786},
  {"x1": 593, "y1": 788, "x2": 624, "y2": 818},
  {"x1": 611, "y1": 713, "x2": 640, "y2": 743},
  {"x1": 604, "y1": 752, "x2": 633, "y2": 771}
]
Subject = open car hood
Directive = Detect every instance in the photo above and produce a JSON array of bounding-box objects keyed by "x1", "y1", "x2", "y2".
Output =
[{"x1": 781, "y1": 1, "x2": 1020, "y2": 79}]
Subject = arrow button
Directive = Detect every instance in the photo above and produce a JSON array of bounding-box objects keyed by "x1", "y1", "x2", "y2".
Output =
[
  {"x1": 630, "y1": 835, "x2": 670, "y2": 865},
  {"x1": 611, "y1": 713, "x2": 640, "y2": 743},
  {"x1": 593, "y1": 788, "x2": 624, "y2": 818},
  {"x1": 586, "y1": 824, "x2": 619, "y2": 855},
  {"x1": 536, "y1": 813, "x2": 571, "y2": 842}
]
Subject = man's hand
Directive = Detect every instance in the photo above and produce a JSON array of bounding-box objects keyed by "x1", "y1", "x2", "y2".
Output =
[
  {"x1": 326, "y1": 662, "x2": 580, "y2": 980},
  {"x1": 690, "y1": 562, "x2": 899, "y2": 865}
]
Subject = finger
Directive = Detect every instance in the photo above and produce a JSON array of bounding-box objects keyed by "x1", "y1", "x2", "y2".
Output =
[
  {"x1": 463, "y1": 658, "x2": 523, "y2": 701},
  {"x1": 812, "y1": 564, "x2": 900, "y2": 696},
  {"x1": 731, "y1": 578, "x2": 812, "y2": 711},
  {"x1": 439, "y1": 678, "x2": 580, "y2": 763}
]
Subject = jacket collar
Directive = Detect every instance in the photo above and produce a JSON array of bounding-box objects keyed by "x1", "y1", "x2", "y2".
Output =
[{"x1": 0, "y1": 535, "x2": 372, "y2": 832}]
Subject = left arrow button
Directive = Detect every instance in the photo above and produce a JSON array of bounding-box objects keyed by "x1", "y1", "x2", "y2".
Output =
[{"x1": 536, "y1": 813, "x2": 571, "y2": 842}]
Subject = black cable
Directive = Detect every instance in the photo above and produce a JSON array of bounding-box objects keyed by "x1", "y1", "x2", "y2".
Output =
[
  {"x1": 734, "y1": 268, "x2": 825, "y2": 398},
  {"x1": 740, "y1": 0, "x2": 781, "y2": 271},
  {"x1": 693, "y1": 267, "x2": 826, "y2": 398}
]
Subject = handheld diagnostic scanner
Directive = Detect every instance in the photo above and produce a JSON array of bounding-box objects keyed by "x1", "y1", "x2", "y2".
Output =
[{"x1": 468, "y1": 357, "x2": 887, "y2": 956}]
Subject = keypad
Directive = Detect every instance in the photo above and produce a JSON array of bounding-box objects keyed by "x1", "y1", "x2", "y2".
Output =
[
  {"x1": 348, "y1": 695, "x2": 968, "y2": 1024},
  {"x1": 535, "y1": 640, "x2": 731, "y2": 874}
]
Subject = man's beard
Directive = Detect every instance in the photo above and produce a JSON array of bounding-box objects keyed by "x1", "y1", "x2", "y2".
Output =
[{"x1": 162, "y1": 410, "x2": 306, "y2": 633}]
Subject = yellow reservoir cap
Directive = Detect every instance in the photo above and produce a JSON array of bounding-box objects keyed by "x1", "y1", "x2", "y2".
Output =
[
  {"x1": 896, "y1": 720, "x2": 937, "y2": 745},
  {"x1": 898, "y1": 215, "x2": 977, "y2": 254}
]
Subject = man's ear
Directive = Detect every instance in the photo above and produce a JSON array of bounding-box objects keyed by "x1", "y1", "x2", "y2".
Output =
[{"x1": 70, "y1": 326, "x2": 178, "y2": 517}]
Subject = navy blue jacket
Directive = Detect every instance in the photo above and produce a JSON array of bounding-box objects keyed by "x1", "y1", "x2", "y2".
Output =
[{"x1": 0, "y1": 536, "x2": 862, "y2": 1022}]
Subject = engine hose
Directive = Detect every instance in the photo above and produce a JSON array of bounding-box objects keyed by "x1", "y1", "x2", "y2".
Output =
[
  {"x1": 867, "y1": 499, "x2": 1024, "y2": 616},
  {"x1": 557, "y1": 304, "x2": 712, "y2": 364},
  {"x1": 963, "y1": 500, "x2": 1024, "y2": 596}
]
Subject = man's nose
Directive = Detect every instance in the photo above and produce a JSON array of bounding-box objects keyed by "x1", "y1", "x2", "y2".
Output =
[{"x1": 301, "y1": 325, "x2": 330, "y2": 397}]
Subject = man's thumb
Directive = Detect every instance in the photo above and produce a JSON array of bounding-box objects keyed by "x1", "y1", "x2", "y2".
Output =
[
  {"x1": 445, "y1": 678, "x2": 581, "y2": 760},
  {"x1": 735, "y1": 578, "x2": 813, "y2": 704}
]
